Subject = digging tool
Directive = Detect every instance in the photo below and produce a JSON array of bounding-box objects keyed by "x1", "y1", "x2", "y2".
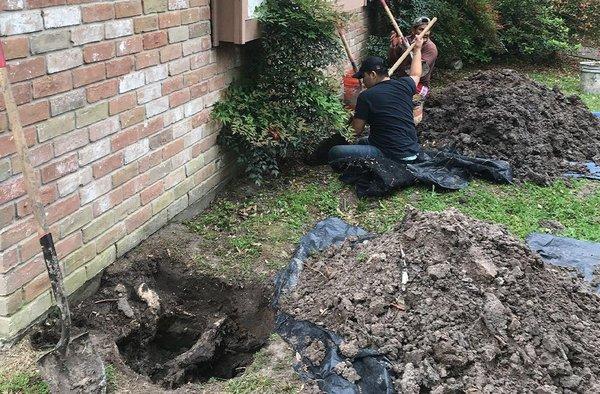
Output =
[
  {"x1": 0, "y1": 42, "x2": 106, "y2": 393},
  {"x1": 378, "y1": 0, "x2": 412, "y2": 58},
  {"x1": 337, "y1": 26, "x2": 359, "y2": 74},
  {"x1": 389, "y1": 17, "x2": 437, "y2": 76}
]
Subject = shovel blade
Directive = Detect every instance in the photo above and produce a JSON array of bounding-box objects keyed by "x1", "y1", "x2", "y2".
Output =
[{"x1": 38, "y1": 333, "x2": 107, "y2": 394}]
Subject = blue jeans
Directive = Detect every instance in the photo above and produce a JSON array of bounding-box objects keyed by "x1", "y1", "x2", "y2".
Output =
[{"x1": 328, "y1": 137, "x2": 384, "y2": 162}]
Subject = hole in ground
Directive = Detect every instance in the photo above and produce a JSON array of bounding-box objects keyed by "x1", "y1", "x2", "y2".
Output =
[{"x1": 115, "y1": 265, "x2": 275, "y2": 389}]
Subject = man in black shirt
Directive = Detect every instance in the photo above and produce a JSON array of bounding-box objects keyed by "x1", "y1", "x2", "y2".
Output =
[{"x1": 329, "y1": 36, "x2": 424, "y2": 164}]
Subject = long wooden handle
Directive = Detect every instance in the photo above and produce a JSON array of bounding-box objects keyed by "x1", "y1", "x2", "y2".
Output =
[
  {"x1": 0, "y1": 45, "x2": 49, "y2": 236},
  {"x1": 378, "y1": 0, "x2": 403, "y2": 39},
  {"x1": 337, "y1": 27, "x2": 359, "y2": 73},
  {"x1": 389, "y1": 17, "x2": 437, "y2": 76}
]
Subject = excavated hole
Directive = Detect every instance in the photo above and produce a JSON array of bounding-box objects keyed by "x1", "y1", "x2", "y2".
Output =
[{"x1": 114, "y1": 267, "x2": 276, "y2": 388}]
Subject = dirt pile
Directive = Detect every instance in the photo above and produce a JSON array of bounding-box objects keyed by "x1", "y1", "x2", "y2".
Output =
[
  {"x1": 418, "y1": 69, "x2": 600, "y2": 184},
  {"x1": 281, "y1": 209, "x2": 600, "y2": 392}
]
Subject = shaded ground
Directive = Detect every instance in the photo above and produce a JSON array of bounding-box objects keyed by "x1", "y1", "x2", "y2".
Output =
[{"x1": 282, "y1": 209, "x2": 600, "y2": 392}]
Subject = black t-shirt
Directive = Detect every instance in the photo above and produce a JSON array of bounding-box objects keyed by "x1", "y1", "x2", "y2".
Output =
[{"x1": 355, "y1": 78, "x2": 420, "y2": 161}]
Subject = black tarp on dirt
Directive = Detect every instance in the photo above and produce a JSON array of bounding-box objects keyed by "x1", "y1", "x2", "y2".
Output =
[
  {"x1": 272, "y1": 218, "x2": 395, "y2": 393},
  {"x1": 330, "y1": 150, "x2": 513, "y2": 198},
  {"x1": 527, "y1": 233, "x2": 600, "y2": 291}
]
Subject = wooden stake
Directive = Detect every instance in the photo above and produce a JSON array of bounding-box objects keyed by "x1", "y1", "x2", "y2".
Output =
[{"x1": 337, "y1": 27, "x2": 359, "y2": 73}]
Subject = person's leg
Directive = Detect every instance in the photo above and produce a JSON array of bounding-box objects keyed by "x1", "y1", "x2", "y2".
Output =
[{"x1": 328, "y1": 143, "x2": 384, "y2": 162}]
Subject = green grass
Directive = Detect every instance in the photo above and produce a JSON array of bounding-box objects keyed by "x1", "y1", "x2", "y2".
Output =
[
  {"x1": 0, "y1": 372, "x2": 48, "y2": 394},
  {"x1": 529, "y1": 70, "x2": 600, "y2": 112}
]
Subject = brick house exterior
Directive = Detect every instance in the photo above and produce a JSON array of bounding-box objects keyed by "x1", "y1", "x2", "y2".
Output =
[{"x1": 0, "y1": 1, "x2": 368, "y2": 343}]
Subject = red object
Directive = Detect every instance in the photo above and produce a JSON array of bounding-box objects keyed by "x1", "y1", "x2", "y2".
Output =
[
  {"x1": 343, "y1": 71, "x2": 361, "y2": 110},
  {"x1": 0, "y1": 42, "x2": 6, "y2": 68}
]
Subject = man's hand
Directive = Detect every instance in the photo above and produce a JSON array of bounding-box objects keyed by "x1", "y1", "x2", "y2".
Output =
[
  {"x1": 413, "y1": 35, "x2": 424, "y2": 51},
  {"x1": 390, "y1": 31, "x2": 400, "y2": 48}
]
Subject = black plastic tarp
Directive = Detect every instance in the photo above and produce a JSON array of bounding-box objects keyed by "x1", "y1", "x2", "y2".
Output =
[
  {"x1": 330, "y1": 150, "x2": 513, "y2": 197},
  {"x1": 272, "y1": 218, "x2": 394, "y2": 393},
  {"x1": 527, "y1": 233, "x2": 600, "y2": 291}
]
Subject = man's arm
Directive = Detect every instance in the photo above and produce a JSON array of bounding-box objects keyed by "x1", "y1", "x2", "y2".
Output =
[
  {"x1": 352, "y1": 117, "x2": 366, "y2": 137},
  {"x1": 409, "y1": 35, "x2": 424, "y2": 87}
]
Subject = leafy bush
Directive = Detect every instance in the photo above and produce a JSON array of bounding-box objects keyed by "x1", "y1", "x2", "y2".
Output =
[
  {"x1": 496, "y1": 0, "x2": 570, "y2": 58},
  {"x1": 213, "y1": 0, "x2": 351, "y2": 184},
  {"x1": 553, "y1": 0, "x2": 600, "y2": 40}
]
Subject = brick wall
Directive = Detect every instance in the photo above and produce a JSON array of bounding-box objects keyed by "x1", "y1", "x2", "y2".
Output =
[{"x1": 0, "y1": 3, "x2": 369, "y2": 342}]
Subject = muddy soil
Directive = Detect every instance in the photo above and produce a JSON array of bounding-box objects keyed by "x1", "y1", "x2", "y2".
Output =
[
  {"x1": 281, "y1": 208, "x2": 600, "y2": 392},
  {"x1": 419, "y1": 69, "x2": 600, "y2": 184},
  {"x1": 32, "y1": 228, "x2": 275, "y2": 390}
]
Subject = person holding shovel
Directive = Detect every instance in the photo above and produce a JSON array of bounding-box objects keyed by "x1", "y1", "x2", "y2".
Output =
[
  {"x1": 328, "y1": 36, "x2": 425, "y2": 164},
  {"x1": 389, "y1": 16, "x2": 438, "y2": 124}
]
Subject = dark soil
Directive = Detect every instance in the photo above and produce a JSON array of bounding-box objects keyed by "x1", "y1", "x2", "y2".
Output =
[
  {"x1": 281, "y1": 208, "x2": 600, "y2": 392},
  {"x1": 31, "y1": 230, "x2": 275, "y2": 390},
  {"x1": 419, "y1": 69, "x2": 600, "y2": 184}
]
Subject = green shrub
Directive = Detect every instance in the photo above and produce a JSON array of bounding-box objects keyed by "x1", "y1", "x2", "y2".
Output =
[
  {"x1": 496, "y1": 0, "x2": 570, "y2": 58},
  {"x1": 553, "y1": 0, "x2": 600, "y2": 40},
  {"x1": 213, "y1": 0, "x2": 351, "y2": 184}
]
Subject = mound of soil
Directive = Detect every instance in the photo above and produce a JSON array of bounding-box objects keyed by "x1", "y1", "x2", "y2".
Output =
[
  {"x1": 32, "y1": 251, "x2": 274, "y2": 390},
  {"x1": 281, "y1": 209, "x2": 600, "y2": 392},
  {"x1": 419, "y1": 69, "x2": 600, "y2": 184}
]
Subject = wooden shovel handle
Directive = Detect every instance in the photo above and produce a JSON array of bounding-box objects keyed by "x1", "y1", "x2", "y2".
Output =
[
  {"x1": 337, "y1": 27, "x2": 359, "y2": 73},
  {"x1": 379, "y1": 0, "x2": 404, "y2": 41},
  {"x1": 389, "y1": 17, "x2": 437, "y2": 76},
  {"x1": 0, "y1": 46, "x2": 49, "y2": 236}
]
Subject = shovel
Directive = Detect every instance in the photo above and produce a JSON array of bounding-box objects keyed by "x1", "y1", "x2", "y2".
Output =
[{"x1": 0, "y1": 43, "x2": 106, "y2": 393}]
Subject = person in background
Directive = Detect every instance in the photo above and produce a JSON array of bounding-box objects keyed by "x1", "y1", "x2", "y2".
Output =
[
  {"x1": 328, "y1": 36, "x2": 424, "y2": 164},
  {"x1": 388, "y1": 16, "x2": 438, "y2": 124}
]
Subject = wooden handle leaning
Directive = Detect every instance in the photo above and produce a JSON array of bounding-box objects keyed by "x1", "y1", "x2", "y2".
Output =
[
  {"x1": 389, "y1": 17, "x2": 437, "y2": 76},
  {"x1": 0, "y1": 48, "x2": 49, "y2": 236},
  {"x1": 338, "y1": 27, "x2": 359, "y2": 73}
]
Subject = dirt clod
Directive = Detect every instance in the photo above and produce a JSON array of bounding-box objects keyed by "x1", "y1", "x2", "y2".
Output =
[
  {"x1": 281, "y1": 208, "x2": 600, "y2": 392},
  {"x1": 419, "y1": 69, "x2": 600, "y2": 184}
]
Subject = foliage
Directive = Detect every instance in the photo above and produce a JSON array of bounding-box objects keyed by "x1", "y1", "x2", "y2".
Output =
[
  {"x1": 365, "y1": 35, "x2": 390, "y2": 62},
  {"x1": 553, "y1": 0, "x2": 600, "y2": 40},
  {"x1": 213, "y1": 0, "x2": 351, "y2": 184},
  {"x1": 0, "y1": 372, "x2": 49, "y2": 394},
  {"x1": 496, "y1": 0, "x2": 570, "y2": 58}
]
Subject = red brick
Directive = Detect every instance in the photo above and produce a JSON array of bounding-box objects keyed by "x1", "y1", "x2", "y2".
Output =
[
  {"x1": 32, "y1": 72, "x2": 72, "y2": 99},
  {"x1": 16, "y1": 184, "x2": 57, "y2": 218},
  {"x1": 0, "y1": 247, "x2": 19, "y2": 275},
  {"x1": 140, "y1": 180, "x2": 163, "y2": 205},
  {"x1": 138, "y1": 149, "x2": 162, "y2": 172},
  {"x1": 82, "y1": 3, "x2": 115, "y2": 22},
  {"x1": 189, "y1": 80, "x2": 209, "y2": 99},
  {"x1": 119, "y1": 107, "x2": 145, "y2": 129},
  {"x1": 7, "y1": 57, "x2": 45, "y2": 83},
  {"x1": 114, "y1": 0, "x2": 142, "y2": 18},
  {"x1": 45, "y1": 194, "x2": 80, "y2": 224},
  {"x1": 0, "y1": 82, "x2": 31, "y2": 110},
  {"x1": 0, "y1": 127, "x2": 36, "y2": 159},
  {"x1": 159, "y1": 11, "x2": 181, "y2": 28},
  {"x1": 72, "y1": 63, "x2": 106, "y2": 88},
  {"x1": 140, "y1": 116, "x2": 162, "y2": 138},
  {"x1": 121, "y1": 173, "x2": 143, "y2": 199},
  {"x1": 88, "y1": 117, "x2": 120, "y2": 141},
  {"x1": 92, "y1": 152, "x2": 123, "y2": 178},
  {"x1": 125, "y1": 204, "x2": 151, "y2": 232},
  {"x1": 135, "y1": 50, "x2": 159, "y2": 70},
  {"x1": 0, "y1": 176, "x2": 25, "y2": 205},
  {"x1": 160, "y1": 44, "x2": 182, "y2": 63},
  {"x1": 109, "y1": 92, "x2": 136, "y2": 115},
  {"x1": 1, "y1": 37, "x2": 29, "y2": 60},
  {"x1": 86, "y1": 79, "x2": 118, "y2": 103},
  {"x1": 199, "y1": 5, "x2": 210, "y2": 19},
  {"x1": 23, "y1": 272, "x2": 50, "y2": 302},
  {"x1": 17, "y1": 235, "x2": 41, "y2": 263},
  {"x1": 181, "y1": 8, "x2": 200, "y2": 24},
  {"x1": 1, "y1": 256, "x2": 45, "y2": 296},
  {"x1": 162, "y1": 138, "x2": 184, "y2": 159},
  {"x1": 92, "y1": 187, "x2": 123, "y2": 216},
  {"x1": 10, "y1": 142, "x2": 54, "y2": 173},
  {"x1": 111, "y1": 126, "x2": 140, "y2": 151},
  {"x1": 189, "y1": 0, "x2": 208, "y2": 6},
  {"x1": 0, "y1": 216, "x2": 36, "y2": 251},
  {"x1": 40, "y1": 154, "x2": 79, "y2": 184},
  {"x1": 162, "y1": 75, "x2": 183, "y2": 95},
  {"x1": 83, "y1": 42, "x2": 116, "y2": 63},
  {"x1": 191, "y1": 108, "x2": 209, "y2": 128},
  {"x1": 142, "y1": 31, "x2": 168, "y2": 50},
  {"x1": 95, "y1": 222, "x2": 125, "y2": 252},
  {"x1": 26, "y1": 0, "x2": 65, "y2": 7},
  {"x1": 0, "y1": 204, "x2": 15, "y2": 229},
  {"x1": 55, "y1": 231, "x2": 83, "y2": 260},
  {"x1": 209, "y1": 74, "x2": 230, "y2": 92},
  {"x1": 169, "y1": 88, "x2": 190, "y2": 108},
  {"x1": 18, "y1": 101, "x2": 49, "y2": 126},
  {"x1": 116, "y1": 36, "x2": 143, "y2": 56},
  {"x1": 134, "y1": 15, "x2": 158, "y2": 33},
  {"x1": 106, "y1": 56, "x2": 134, "y2": 78}
]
